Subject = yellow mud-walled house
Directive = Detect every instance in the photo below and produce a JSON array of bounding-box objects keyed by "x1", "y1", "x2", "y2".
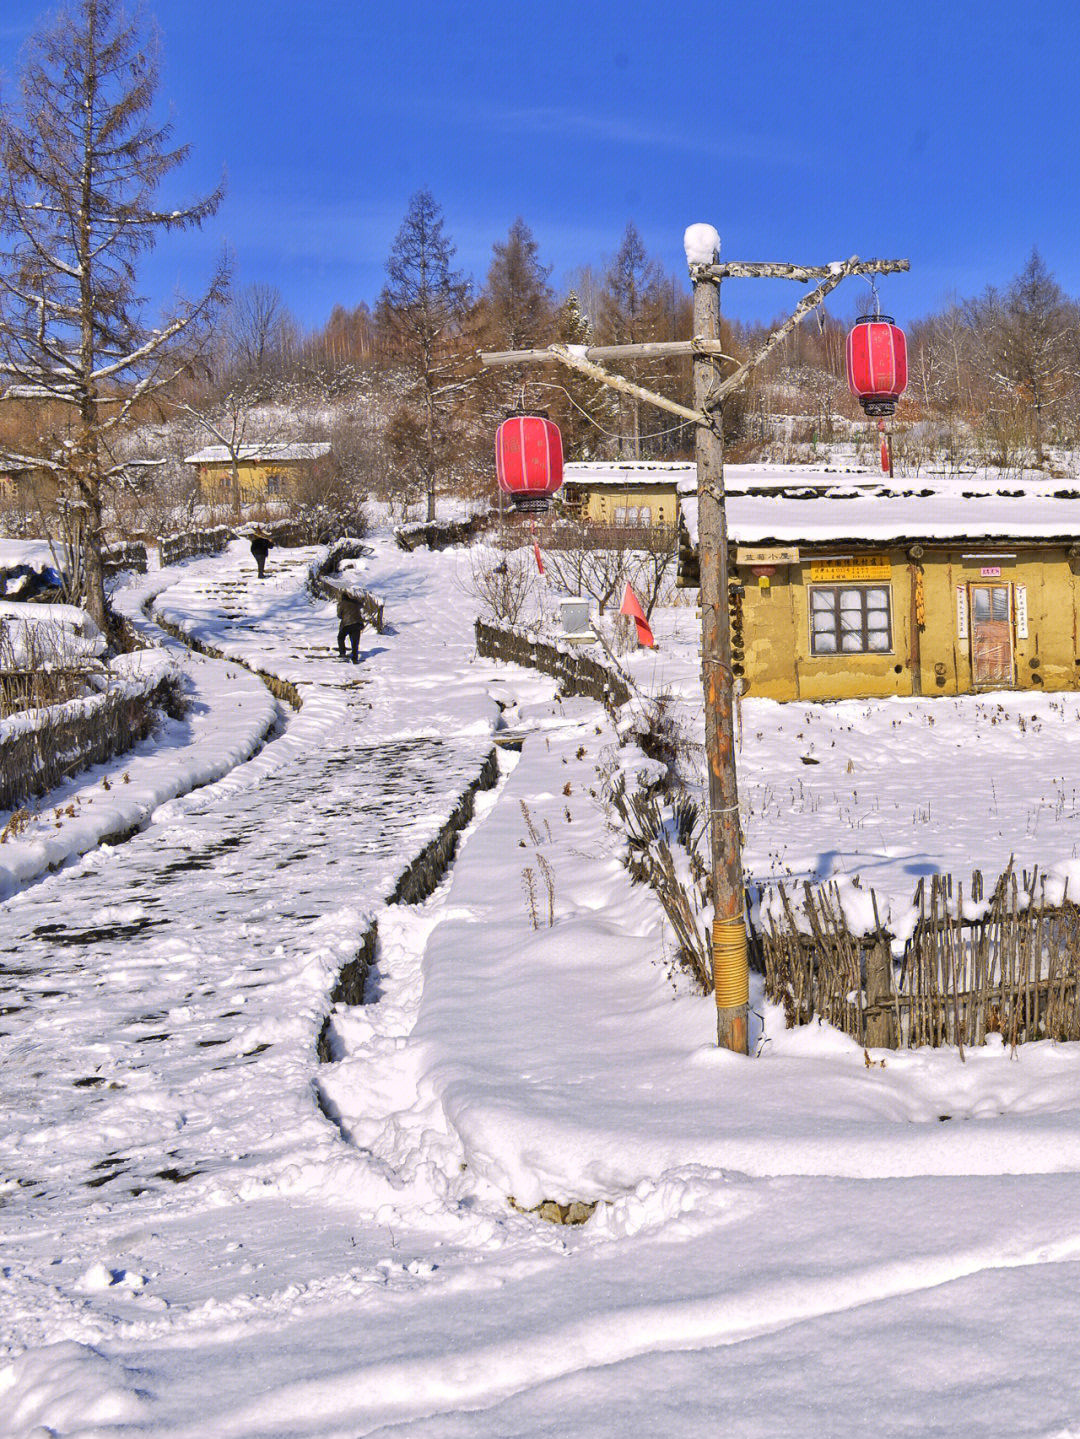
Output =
[
  {"x1": 560, "y1": 462, "x2": 682, "y2": 530},
  {"x1": 677, "y1": 469, "x2": 1080, "y2": 702},
  {"x1": 184, "y1": 442, "x2": 331, "y2": 505}
]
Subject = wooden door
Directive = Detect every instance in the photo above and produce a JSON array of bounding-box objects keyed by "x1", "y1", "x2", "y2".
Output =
[{"x1": 970, "y1": 584, "x2": 1013, "y2": 686}]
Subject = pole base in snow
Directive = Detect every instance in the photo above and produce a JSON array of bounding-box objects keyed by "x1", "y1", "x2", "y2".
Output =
[{"x1": 717, "y1": 1005, "x2": 748, "y2": 1054}]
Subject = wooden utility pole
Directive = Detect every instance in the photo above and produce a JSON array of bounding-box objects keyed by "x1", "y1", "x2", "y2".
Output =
[
  {"x1": 690, "y1": 240, "x2": 747, "y2": 1051},
  {"x1": 480, "y1": 230, "x2": 909, "y2": 1054}
]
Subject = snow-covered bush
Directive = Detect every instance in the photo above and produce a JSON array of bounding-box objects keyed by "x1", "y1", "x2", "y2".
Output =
[{"x1": 0, "y1": 603, "x2": 107, "y2": 717}]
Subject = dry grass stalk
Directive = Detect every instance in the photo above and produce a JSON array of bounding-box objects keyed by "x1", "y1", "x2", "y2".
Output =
[{"x1": 521, "y1": 866, "x2": 539, "y2": 930}]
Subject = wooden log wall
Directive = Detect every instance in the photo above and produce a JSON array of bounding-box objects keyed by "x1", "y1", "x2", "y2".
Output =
[
  {"x1": 101, "y1": 541, "x2": 148, "y2": 576},
  {"x1": 159, "y1": 527, "x2": 233, "y2": 567},
  {"x1": 0, "y1": 674, "x2": 182, "y2": 812},
  {"x1": 307, "y1": 540, "x2": 385, "y2": 633},
  {"x1": 394, "y1": 510, "x2": 497, "y2": 553},
  {"x1": 474, "y1": 619, "x2": 631, "y2": 719}
]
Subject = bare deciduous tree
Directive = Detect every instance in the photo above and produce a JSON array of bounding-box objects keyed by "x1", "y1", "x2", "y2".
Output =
[
  {"x1": 226, "y1": 283, "x2": 298, "y2": 386},
  {"x1": 463, "y1": 546, "x2": 536, "y2": 625},
  {"x1": 538, "y1": 514, "x2": 675, "y2": 618},
  {"x1": 0, "y1": 0, "x2": 228, "y2": 627}
]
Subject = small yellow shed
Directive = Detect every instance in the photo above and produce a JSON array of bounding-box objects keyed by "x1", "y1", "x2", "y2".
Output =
[{"x1": 561, "y1": 462, "x2": 683, "y2": 530}]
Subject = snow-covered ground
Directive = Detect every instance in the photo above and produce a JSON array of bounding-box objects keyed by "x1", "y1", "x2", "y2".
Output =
[
  {"x1": 613, "y1": 605, "x2": 1080, "y2": 930},
  {"x1": 5, "y1": 531, "x2": 1080, "y2": 1437}
]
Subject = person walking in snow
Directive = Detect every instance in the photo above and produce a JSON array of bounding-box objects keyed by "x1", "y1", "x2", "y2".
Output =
[
  {"x1": 336, "y1": 592, "x2": 365, "y2": 663},
  {"x1": 249, "y1": 533, "x2": 272, "y2": 578}
]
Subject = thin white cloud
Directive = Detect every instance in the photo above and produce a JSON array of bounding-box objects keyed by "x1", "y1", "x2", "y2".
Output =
[{"x1": 451, "y1": 100, "x2": 814, "y2": 168}]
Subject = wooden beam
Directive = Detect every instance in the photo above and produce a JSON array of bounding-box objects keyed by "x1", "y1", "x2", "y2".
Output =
[
  {"x1": 689, "y1": 257, "x2": 910, "y2": 283},
  {"x1": 479, "y1": 337, "x2": 737, "y2": 368},
  {"x1": 715, "y1": 255, "x2": 861, "y2": 400},
  {"x1": 545, "y1": 343, "x2": 706, "y2": 426}
]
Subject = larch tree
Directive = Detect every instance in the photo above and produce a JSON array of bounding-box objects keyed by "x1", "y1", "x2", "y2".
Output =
[
  {"x1": 548, "y1": 289, "x2": 613, "y2": 459},
  {"x1": 0, "y1": 0, "x2": 227, "y2": 628},
  {"x1": 378, "y1": 189, "x2": 470, "y2": 521},
  {"x1": 481, "y1": 217, "x2": 552, "y2": 401},
  {"x1": 966, "y1": 250, "x2": 1077, "y2": 466},
  {"x1": 598, "y1": 222, "x2": 678, "y2": 459},
  {"x1": 474, "y1": 216, "x2": 555, "y2": 453}
]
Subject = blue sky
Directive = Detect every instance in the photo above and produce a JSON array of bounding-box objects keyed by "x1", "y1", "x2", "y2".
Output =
[{"x1": 2, "y1": 0, "x2": 1079, "y2": 333}]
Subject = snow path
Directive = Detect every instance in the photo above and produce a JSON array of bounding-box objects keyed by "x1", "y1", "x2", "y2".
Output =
[
  {"x1": 0, "y1": 540, "x2": 503, "y2": 1328},
  {"x1": 0, "y1": 557, "x2": 279, "y2": 899}
]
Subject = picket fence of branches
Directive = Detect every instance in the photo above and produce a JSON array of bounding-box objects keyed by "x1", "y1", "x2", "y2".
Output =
[{"x1": 760, "y1": 866, "x2": 1080, "y2": 1051}]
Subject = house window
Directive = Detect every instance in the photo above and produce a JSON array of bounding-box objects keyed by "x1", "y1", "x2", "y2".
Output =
[
  {"x1": 809, "y1": 584, "x2": 892, "y2": 655},
  {"x1": 614, "y1": 505, "x2": 649, "y2": 526},
  {"x1": 265, "y1": 473, "x2": 283, "y2": 496}
]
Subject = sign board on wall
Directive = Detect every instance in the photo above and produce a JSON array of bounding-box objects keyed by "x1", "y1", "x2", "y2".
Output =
[
  {"x1": 808, "y1": 554, "x2": 891, "y2": 582},
  {"x1": 956, "y1": 585, "x2": 968, "y2": 640},
  {"x1": 1015, "y1": 585, "x2": 1028, "y2": 639},
  {"x1": 736, "y1": 546, "x2": 800, "y2": 566}
]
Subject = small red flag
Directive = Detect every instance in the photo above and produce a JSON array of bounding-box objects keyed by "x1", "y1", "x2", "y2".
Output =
[
  {"x1": 533, "y1": 541, "x2": 544, "y2": 575},
  {"x1": 619, "y1": 582, "x2": 655, "y2": 648}
]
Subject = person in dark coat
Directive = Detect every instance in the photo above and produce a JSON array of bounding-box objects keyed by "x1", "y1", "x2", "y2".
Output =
[
  {"x1": 337, "y1": 592, "x2": 365, "y2": 663},
  {"x1": 250, "y1": 533, "x2": 272, "y2": 578}
]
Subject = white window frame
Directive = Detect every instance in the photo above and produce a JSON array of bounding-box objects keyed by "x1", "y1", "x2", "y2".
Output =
[{"x1": 808, "y1": 583, "x2": 894, "y2": 656}]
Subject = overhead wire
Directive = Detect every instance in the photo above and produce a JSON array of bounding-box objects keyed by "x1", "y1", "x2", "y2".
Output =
[{"x1": 527, "y1": 378, "x2": 695, "y2": 444}]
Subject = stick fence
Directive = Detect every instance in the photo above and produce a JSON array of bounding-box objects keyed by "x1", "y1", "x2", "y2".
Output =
[{"x1": 761, "y1": 866, "x2": 1080, "y2": 1050}]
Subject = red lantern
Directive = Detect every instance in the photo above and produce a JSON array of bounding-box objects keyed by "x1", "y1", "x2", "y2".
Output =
[
  {"x1": 846, "y1": 315, "x2": 908, "y2": 417},
  {"x1": 494, "y1": 416, "x2": 563, "y2": 513}
]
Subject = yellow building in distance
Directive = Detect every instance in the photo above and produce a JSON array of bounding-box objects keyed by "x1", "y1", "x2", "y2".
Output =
[
  {"x1": 560, "y1": 462, "x2": 683, "y2": 530},
  {"x1": 184, "y1": 442, "x2": 331, "y2": 505}
]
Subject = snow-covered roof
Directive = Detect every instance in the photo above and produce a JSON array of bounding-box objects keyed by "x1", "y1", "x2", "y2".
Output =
[
  {"x1": 564, "y1": 461, "x2": 691, "y2": 489},
  {"x1": 623, "y1": 464, "x2": 1080, "y2": 546},
  {"x1": 183, "y1": 442, "x2": 330, "y2": 465},
  {"x1": 681, "y1": 492, "x2": 1080, "y2": 547}
]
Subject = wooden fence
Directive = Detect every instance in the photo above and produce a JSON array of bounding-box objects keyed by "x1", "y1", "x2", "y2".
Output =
[
  {"x1": 395, "y1": 510, "x2": 497, "y2": 552},
  {"x1": 761, "y1": 866, "x2": 1080, "y2": 1050},
  {"x1": 475, "y1": 619, "x2": 631, "y2": 718},
  {"x1": 159, "y1": 526, "x2": 233, "y2": 567}
]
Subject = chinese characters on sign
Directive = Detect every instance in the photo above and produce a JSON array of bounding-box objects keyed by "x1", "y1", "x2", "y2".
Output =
[{"x1": 808, "y1": 554, "x2": 891, "y2": 583}]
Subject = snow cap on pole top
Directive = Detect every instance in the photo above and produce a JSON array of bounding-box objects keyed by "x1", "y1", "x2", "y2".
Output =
[{"x1": 684, "y1": 224, "x2": 720, "y2": 267}]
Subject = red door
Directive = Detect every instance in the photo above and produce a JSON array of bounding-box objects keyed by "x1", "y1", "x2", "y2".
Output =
[{"x1": 970, "y1": 584, "x2": 1013, "y2": 686}]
